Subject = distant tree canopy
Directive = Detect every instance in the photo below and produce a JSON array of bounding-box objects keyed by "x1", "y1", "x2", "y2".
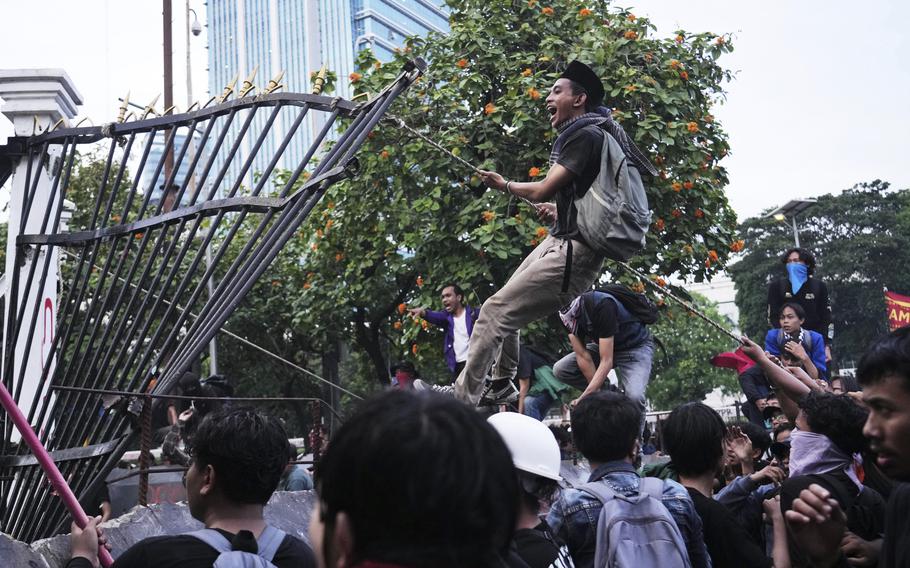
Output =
[{"x1": 729, "y1": 181, "x2": 910, "y2": 364}]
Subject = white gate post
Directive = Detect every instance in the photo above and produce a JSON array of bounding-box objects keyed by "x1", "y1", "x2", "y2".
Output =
[{"x1": 0, "y1": 69, "x2": 82, "y2": 438}]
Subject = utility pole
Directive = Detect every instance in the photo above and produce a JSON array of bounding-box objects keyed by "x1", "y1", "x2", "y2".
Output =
[{"x1": 163, "y1": 0, "x2": 174, "y2": 187}]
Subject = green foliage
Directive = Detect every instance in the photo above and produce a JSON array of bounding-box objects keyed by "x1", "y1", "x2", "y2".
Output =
[
  {"x1": 287, "y1": 0, "x2": 738, "y2": 383},
  {"x1": 728, "y1": 181, "x2": 910, "y2": 363},
  {"x1": 648, "y1": 292, "x2": 739, "y2": 410}
]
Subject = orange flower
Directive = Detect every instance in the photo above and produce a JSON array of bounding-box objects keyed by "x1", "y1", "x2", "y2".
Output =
[
  {"x1": 421, "y1": 320, "x2": 429, "y2": 330},
  {"x1": 530, "y1": 238, "x2": 539, "y2": 246},
  {"x1": 393, "y1": 321, "x2": 402, "y2": 330},
  {"x1": 311, "y1": 243, "x2": 318, "y2": 251},
  {"x1": 482, "y1": 210, "x2": 496, "y2": 223},
  {"x1": 457, "y1": 58, "x2": 468, "y2": 69},
  {"x1": 527, "y1": 87, "x2": 541, "y2": 99},
  {"x1": 716, "y1": 36, "x2": 726, "y2": 45},
  {"x1": 374, "y1": 60, "x2": 382, "y2": 69},
  {"x1": 521, "y1": 68, "x2": 533, "y2": 77},
  {"x1": 327, "y1": 201, "x2": 335, "y2": 209},
  {"x1": 349, "y1": 72, "x2": 362, "y2": 83},
  {"x1": 271, "y1": 280, "x2": 281, "y2": 287},
  {"x1": 416, "y1": 276, "x2": 424, "y2": 287},
  {"x1": 705, "y1": 258, "x2": 712, "y2": 268},
  {"x1": 303, "y1": 282, "x2": 311, "y2": 289},
  {"x1": 624, "y1": 84, "x2": 638, "y2": 93},
  {"x1": 398, "y1": 303, "x2": 407, "y2": 315},
  {"x1": 542, "y1": 6, "x2": 554, "y2": 16},
  {"x1": 708, "y1": 249, "x2": 719, "y2": 261},
  {"x1": 335, "y1": 252, "x2": 344, "y2": 262},
  {"x1": 631, "y1": 281, "x2": 646, "y2": 294},
  {"x1": 671, "y1": 208, "x2": 682, "y2": 218},
  {"x1": 527, "y1": 0, "x2": 537, "y2": 6},
  {"x1": 529, "y1": 166, "x2": 541, "y2": 177},
  {"x1": 683, "y1": 180, "x2": 694, "y2": 190},
  {"x1": 134, "y1": 232, "x2": 144, "y2": 239},
  {"x1": 411, "y1": 344, "x2": 419, "y2": 355},
  {"x1": 671, "y1": 181, "x2": 682, "y2": 192},
  {"x1": 484, "y1": 102, "x2": 496, "y2": 115},
  {"x1": 579, "y1": 8, "x2": 592, "y2": 17},
  {"x1": 644, "y1": 52, "x2": 653, "y2": 63},
  {"x1": 694, "y1": 208, "x2": 704, "y2": 218},
  {"x1": 627, "y1": 13, "x2": 636, "y2": 21},
  {"x1": 687, "y1": 121, "x2": 699, "y2": 133},
  {"x1": 654, "y1": 276, "x2": 667, "y2": 287},
  {"x1": 675, "y1": 34, "x2": 684, "y2": 43},
  {"x1": 380, "y1": 149, "x2": 390, "y2": 159},
  {"x1": 683, "y1": 244, "x2": 694, "y2": 254},
  {"x1": 669, "y1": 59, "x2": 681, "y2": 69},
  {"x1": 535, "y1": 226, "x2": 548, "y2": 238},
  {"x1": 730, "y1": 239, "x2": 745, "y2": 252},
  {"x1": 654, "y1": 218, "x2": 665, "y2": 231},
  {"x1": 325, "y1": 219, "x2": 334, "y2": 229},
  {"x1": 679, "y1": 70, "x2": 689, "y2": 81},
  {"x1": 623, "y1": 30, "x2": 638, "y2": 40}
]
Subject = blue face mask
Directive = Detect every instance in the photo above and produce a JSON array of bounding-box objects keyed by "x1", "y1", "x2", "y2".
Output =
[{"x1": 786, "y1": 263, "x2": 808, "y2": 294}]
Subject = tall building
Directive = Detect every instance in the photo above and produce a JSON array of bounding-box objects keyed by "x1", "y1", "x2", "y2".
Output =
[{"x1": 206, "y1": 0, "x2": 449, "y2": 195}]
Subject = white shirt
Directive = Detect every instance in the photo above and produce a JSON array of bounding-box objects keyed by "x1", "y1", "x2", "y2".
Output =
[{"x1": 453, "y1": 311, "x2": 470, "y2": 363}]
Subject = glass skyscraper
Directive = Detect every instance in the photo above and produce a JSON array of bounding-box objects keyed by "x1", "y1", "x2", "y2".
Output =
[{"x1": 206, "y1": 0, "x2": 449, "y2": 194}]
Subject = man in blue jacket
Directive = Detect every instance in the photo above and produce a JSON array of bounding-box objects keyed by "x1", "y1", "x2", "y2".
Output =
[{"x1": 409, "y1": 283, "x2": 480, "y2": 379}]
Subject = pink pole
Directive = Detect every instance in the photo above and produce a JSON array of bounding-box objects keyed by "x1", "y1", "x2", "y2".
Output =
[{"x1": 0, "y1": 381, "x2": 113, "y2": 567}]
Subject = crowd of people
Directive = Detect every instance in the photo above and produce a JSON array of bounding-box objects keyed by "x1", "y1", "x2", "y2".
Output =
[{"x1": 54, "y1": 60, "x2": 910, "y2": 568}]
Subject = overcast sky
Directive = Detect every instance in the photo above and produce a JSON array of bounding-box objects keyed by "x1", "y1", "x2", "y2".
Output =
[{"x1": 1, "y1": 0, "x2": 907, "y2": 220}]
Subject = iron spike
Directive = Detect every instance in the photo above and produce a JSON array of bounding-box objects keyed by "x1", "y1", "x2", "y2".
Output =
[
  {"x1": 262, "y1": 69, "x2": 286, "y2": 94},
  {"x1": 218, "y1": 73, "x2": 239, "y2": 103},
  {"x1": 117, "y1": 91, "x2": 131, "y2": 123},
  {"x1": 312, "y1": 65, "x2": 328, "y2": 95},
  {"x1": 51, "y1": 118, "x2": 67, "y2": 131},
  {"x1": 75, "y1": 117, "x2": 93, "y2": 127},
  {"x1": 239, "y1": 64, "x2": 259, "y2": 97},
  {"x1": 141, "y1": 94, "x2": 161, "y2": 119},
  {"x1": 186, "y1": 100, "x2": 200, "y2": 112}
]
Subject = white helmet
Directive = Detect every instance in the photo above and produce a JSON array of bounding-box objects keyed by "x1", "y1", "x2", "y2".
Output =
[{"x1": 488, "y1": 412, "x2": 562, "y2": 481}]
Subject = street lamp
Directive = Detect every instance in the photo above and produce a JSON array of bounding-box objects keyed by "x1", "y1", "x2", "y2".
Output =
[{"x1": 766, "y1": 198, "x2": 817, "y2": 247}]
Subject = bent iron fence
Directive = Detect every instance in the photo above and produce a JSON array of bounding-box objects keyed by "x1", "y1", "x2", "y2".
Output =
[{"x1": 0, "y1": 59, "x2": 424, "y2": 541}]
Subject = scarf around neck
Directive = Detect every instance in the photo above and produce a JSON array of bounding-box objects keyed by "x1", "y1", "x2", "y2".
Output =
[
  {"x1": 789, "y1": 429, "x2": 862, "y2": 490},
  {"x1": 549, "y1": 106, "x2": 658, "y2": 176}
]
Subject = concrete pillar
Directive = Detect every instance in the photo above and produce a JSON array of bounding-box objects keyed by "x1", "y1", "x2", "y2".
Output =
[{"x1": 0, "y1": 69, "x2": 82, "y2": 440}]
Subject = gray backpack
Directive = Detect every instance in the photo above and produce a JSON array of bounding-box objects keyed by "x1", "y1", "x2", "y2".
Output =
[
  {"x1": 188, "y1": 526, "x2": 286, "y2": 567},
  {"x1": 579, "y1": 477, "x2": 691, "y2": 568},
  {"x1": 574, "y1": 130, "x2": 651, "y2": 261}
]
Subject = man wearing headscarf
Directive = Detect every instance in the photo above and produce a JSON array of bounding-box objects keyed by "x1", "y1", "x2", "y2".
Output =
[
  {"x1": 767, "y1": 247, "x2": 833, "y2": 362},
  {"x1": 422, "y1": 61, "x2": 655, "y2": 407}
]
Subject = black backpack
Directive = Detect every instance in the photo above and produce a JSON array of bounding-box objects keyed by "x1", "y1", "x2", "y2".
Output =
[{"x1": 594, "y1": 284, "x2": 659, "y2": 325}]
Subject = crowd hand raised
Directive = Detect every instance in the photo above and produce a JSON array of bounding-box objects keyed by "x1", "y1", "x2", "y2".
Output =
[
  {"x1": 739, "y1": 336, "x2": 766, "y2": 361},
  {"x1": 784, "y1": 483, "x2": 847, "y2": 567},
  {"x1": 725, "y1": 425, "x2": 754, "y2": 464},
  {"x1": 762, "y1": 494, "x2": 784, "y2": 522},
  {"x1": 841, "y1": 531, "x2": 881, "y2": 566},
  {"x1": 477, "y1": 169, "x2": 507, "y2": 192},
  {"x1": 750, "y1": 465, "x2": 786, "y2": 485},
  {"x1": 70, "y1": 515, "x2": 110, "y2": 568},
  {"x1": 535, "y1": 203, "x2": 557, "y2": 223}
]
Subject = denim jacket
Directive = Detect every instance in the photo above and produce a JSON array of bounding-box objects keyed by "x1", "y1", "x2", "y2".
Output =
[{"x1": 546, "y1": 460, "x2": 712, "y2": 568}]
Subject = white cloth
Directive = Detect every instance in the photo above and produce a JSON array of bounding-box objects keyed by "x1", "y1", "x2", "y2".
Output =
[{"x1": 453, "y1": 312, "x2": 470, "y2": 363}]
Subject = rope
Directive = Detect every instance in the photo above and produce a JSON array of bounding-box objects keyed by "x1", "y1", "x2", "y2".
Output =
[
  {"x1": 58, "y1": 249, "x2": 364, "y2": 400},
  {"x1": 387, "y1": 114, "x2": 742, "y2": 343}
]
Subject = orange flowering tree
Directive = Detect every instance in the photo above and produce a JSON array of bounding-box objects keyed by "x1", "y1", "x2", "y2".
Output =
[{"x1": 284, "y1": 0, "x2": 739, "y2": 386}]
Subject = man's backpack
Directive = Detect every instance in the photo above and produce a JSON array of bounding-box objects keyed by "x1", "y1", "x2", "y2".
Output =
[
  {"x1": 188, "y1": 526, "x2": 287, "y2": 567},
  {"x1": 579, "y1": 477, "x2": 691, "y2": 568},
  {"x1": 775, "y1": 327, "x2": 814, "y2": 353},
  {"x1": 594, "y1": 284, "x2": 659, "y2": 325},
  {"x1": 574, "y1": 130, "x2": 651, "y2": 261}
]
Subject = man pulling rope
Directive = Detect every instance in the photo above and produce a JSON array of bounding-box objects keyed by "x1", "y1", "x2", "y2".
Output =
[{"x1": 415, "y1": 61, "x2": 657, "y2": 406}]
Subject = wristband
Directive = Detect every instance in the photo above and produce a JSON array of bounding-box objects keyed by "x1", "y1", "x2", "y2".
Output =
[{"x1": 506, "y1": 180, "x2": 513, "y2": 194}]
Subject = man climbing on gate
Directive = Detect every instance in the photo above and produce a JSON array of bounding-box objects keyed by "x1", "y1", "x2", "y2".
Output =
[{"x1": 419, "y1": 60, "x2": 656, "y2": 406}]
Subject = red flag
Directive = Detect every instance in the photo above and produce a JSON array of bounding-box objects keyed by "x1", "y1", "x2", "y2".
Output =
[{"x1": 885, "y1": 290, "x2": 910, "y2": 331}]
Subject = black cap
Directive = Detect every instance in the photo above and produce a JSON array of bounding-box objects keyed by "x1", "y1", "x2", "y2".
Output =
[
  {"x1": 559, "y1": 60, "x2": 605, "y2": 106},
  {"x1": 762, "y1": 405, "x2": 784, "y2": 420}
]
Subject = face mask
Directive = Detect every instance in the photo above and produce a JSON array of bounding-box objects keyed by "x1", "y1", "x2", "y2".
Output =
[
  {"x1": 786, "y1": 263, "x2": 809, "y2": 294},
  {"x1": 789, "y1": 429, "x2": 861, "y2": 489},
  {"x1": 559, "y1": 297, "x2": 583, "y2": 334}
]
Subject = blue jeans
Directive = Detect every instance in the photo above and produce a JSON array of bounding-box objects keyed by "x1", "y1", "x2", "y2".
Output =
[
  {"x1": 553, "y1": 335, "x2": 654, "y2": 432},
  {"x1": 523, "y1": 392, "x2": 556, "y2": 420}
]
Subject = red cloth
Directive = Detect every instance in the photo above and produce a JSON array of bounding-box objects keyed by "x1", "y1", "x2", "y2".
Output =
[{"x1": 710, "y1": 347, "x2": 755, "y2": 375}]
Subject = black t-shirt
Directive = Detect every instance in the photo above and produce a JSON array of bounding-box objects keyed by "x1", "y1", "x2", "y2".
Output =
[
  {"x1": 513, "y1": 522, "x2": 574, "y2": 568},
  {"x1": 553, "y1": 125, "x2": 604, "y2": 240},
  {"x1": 686, "y1": 488, "x2": 771, "y2": 568},
  {"x1": 738, "y1": 366, "x2": 772, "y2": 403},
  {"x1": 882, "y1": 483, "x2": 910, "y2": 568},
  {"x1": 578, "y1": 292, "x2": 649, "y2": 350},
  {"x1": 108, "y1": 529, "x2": 316, "y2": 568},
  {"x1": 517, "y1": 347, "x2": 550, "y2": 381}
]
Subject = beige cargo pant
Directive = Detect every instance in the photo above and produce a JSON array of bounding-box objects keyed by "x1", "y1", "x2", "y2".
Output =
[{"x1": 454, "y1": 235, "x2": 603, "y2": 405}]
